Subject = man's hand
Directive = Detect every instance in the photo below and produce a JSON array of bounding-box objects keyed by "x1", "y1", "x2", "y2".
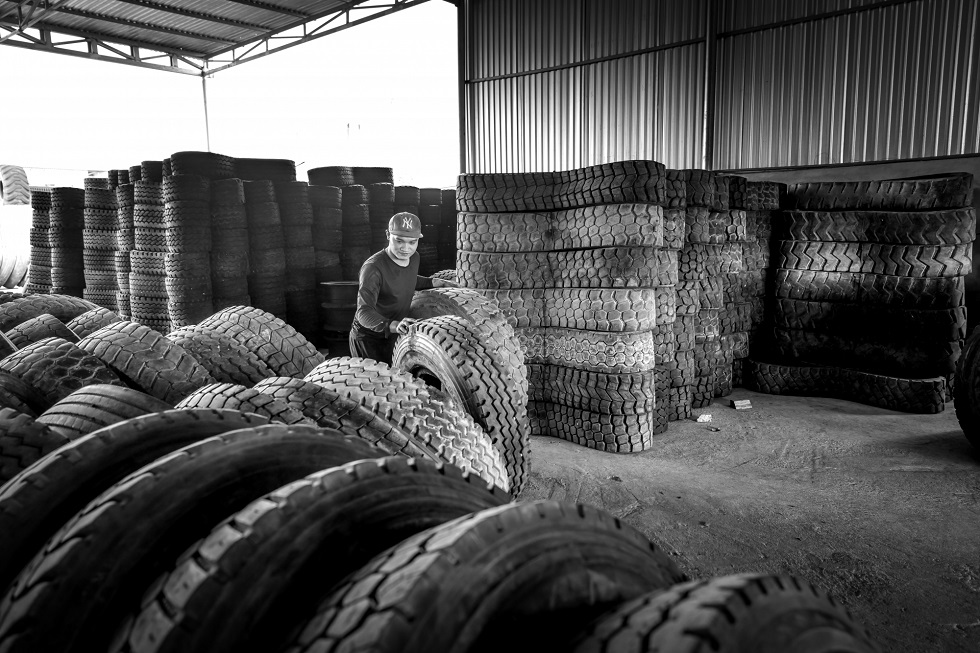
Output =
[
  {"x1": 432, "y1": 277, "x2": 460, "y2": 288},
  {"x1": 391, "y1": 317, "x2": 417, "y2": 335}
]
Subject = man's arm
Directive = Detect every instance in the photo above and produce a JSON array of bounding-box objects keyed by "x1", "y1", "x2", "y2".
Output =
[{"x1": 355, "y1": 266, "x2": 391, "y2": 334}]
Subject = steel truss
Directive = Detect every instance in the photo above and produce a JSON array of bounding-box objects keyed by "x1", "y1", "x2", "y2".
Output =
[{"x1": 0, "y1": 0, "x2": 431, "y2": 76}]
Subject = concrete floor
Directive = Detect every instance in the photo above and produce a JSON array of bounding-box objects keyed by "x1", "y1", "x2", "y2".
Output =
[{"x1": 516, "y1": 388, "x2": 980, "y2": 653}]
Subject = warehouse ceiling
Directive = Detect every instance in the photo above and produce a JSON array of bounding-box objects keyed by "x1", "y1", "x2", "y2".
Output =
[{"x1": 0, "y1": 0, "x2": 432, "y2": 75}]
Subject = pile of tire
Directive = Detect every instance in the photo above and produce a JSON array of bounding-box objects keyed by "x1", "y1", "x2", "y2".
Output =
[
  {"x1": 367, "y1": 180, "x2": 394, "y2": 250},
  {"x1": 340, "y1": 183, "x2": 374, "y2": 280},
  {"x1": 415, "y1": 187, "x2": 443, "y2": 275},
  {"x1": 48, "y1": 187, "x2": 86, "y2": 297},
  {"x1": 129, "y1": 176, "x2": 170, "y2": 333},
  {"x1": 245, "y1": 180, "x2": 287, "y2": 320},
  {"x1": 81, "y1": 180, "x2": 119, "y2": 311},
  {"x1": 439, "y1": 186, "x2": 457, "y2": 270},
  {"x1": 163, "y1": 173, "x2": 214, "y2": 331},
  {"x1": 209, "y1": 178, "x2": 250, "y2": 311},
  {"x1": 275, "y1": 181, "x2": 318, "y2": 338},
  {"x1": 749, "y1": 172, "x2": 975, "y2": 413},
  {"x1": 114, "y1": 182, "x2": 134, "y2": 319},
  {"x1": 24, "y1": 187, "x2": 51, "y2": 295},
  {"x1": 455, "y1": 161, "x2": 674, "y2": 452}
]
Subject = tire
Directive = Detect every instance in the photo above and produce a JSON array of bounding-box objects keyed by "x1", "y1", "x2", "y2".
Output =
[
  {"x1": 3, "y1": 313, "x2": 78, "y2": 348},
  {"x1": 174, "y1": 382, "x2": 313, "y2": 425},
  {"x1": 779, "y1": 208, "x2": 976, "y2": 245},
  {"x1": 772, "y1": 298, "x2": 967, "y2": 340},
  {"x1": 35, "y1": 384, "x2": 172, "y2": 438},
  {"x1": 166, "y1": 325, "x2": 276, "y2": 386},
  {"x1": 303, "y1": 357, "x2": 510, "y2": 491},
  {"x1": 429, "y1": 268, "x2": 458, "y2": 282},
  {"x1": 77, "y1": 321, "x2": 214, "y2": 404},
  {"x1": 0, "y1": 165, "x2": 30, "y2": 205},
  {"x1": 286, "y1": 500, "x2": 686, "y2": 653},
  {"x1": 0, "y1": 424, "x2": 384, "y2": 653},
  {"x1": 776, "y1": 240, "x2": 972, "y2": 277},
  {"x1": 63, "y1": 307, "x2": 121, "y2": 338},
  {"x1": 0, "y1": 294, "x2": 98, "y2": 332},
  {"x1": 572, "y1": 573, "x2": 880, "y2": 653},
  {"x1": 772, "y1": 268, "x2": 966, "y2": 309},
  {"x1": 0, "y1": 408, "x2": 270, "y2": 597},
  {"x1": 197, "y1": 305, "x2": 324, "y2": 378},
  {"x1": 553, "y1": 248, "x2": 678, "y2": 288},
  {"x1": 0, "y1": 408, "x2": 70, "y2": 485},
  {"x1": 127, "y1": 456, "x2": 509, "y2": 653},
  {"x1": 954, "y1": 325, "x2": 980, "y2": 448},
  {"x1": 748, "y1": 358, "x2": 946, "y2": 414},
  {"x1": 787, "y1": 173, "x2": 973, "y2": 211},
  {"x1": 0, "y1": 371, "x2": 48, "y2": 417},
  {"x1": 529, "y1": 399, "x2": 663, "y2": 452},
  {"x1": 393, "y1": 315, "x2": 529, "y2": 493},
  {"x1": 0, "y1": 337, "x2": 125, "y2": 409},
  {"x1": 456, "y1": 161, "x2": 668, "y2": 212}
]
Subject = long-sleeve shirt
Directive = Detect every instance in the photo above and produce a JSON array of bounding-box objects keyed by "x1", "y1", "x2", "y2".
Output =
[{"x1": 354, "y1": 249, "x2": 434, "y2": 337}]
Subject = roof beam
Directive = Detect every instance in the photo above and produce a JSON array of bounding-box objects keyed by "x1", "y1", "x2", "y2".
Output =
[
  {"x1": 54, "y1": 6, "x2": 237, "y2": 45},
  {"x1": 110, "y1": 0, "x2": 269, "y2": 33},
  {"x1": 0, "y1": 0, "x2": 72, "y2": 44},
  {"x1": 225, "y1": 0, "x2": 309, "y2": 19}
]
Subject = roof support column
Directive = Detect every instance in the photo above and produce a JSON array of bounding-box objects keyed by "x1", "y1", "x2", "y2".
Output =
[{"x1": 201, "y1": 73, "x2": 212, "y2": 151}]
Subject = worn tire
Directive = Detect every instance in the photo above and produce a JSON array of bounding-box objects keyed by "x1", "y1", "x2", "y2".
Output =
[
  {"x1": 772, "y1": 268, "x2": 966, "y2": 309},
  {"x1": 35, "y1": 384, "x2": 172, "y2": 439},
  {"x1": 393, "y1": 315, "x2": 529, "y2": 493},
  {"x1": 63, "y1": 307, "x2": 122, "y2": 338},
  {"x1": 166, "y1": 325, "x2": 276, "y2": 386},
  {"x1": 0, "y1": 165, "x2": 30, "y2": 205},
  {"x1": 77, "y1": 321, "x2": 214, "y2": 404},
  {"x1": 304, "y1": 357, "x2": 510, "y2": 492},
  {"x1": 572, "y1": 573, "x2": 880, "y2": 653},
  {"x1": 3, "y1": 313, "x2": 78, "y2": 348},
  {"x1": 286, "y1": 500, "x2": 685, "y2": 653},
  {"x1": 0, "y1": 408, "x2": 70, "y2": 485},
  {"x1": 0, "y1": 371, "x2": 48, "y2": 417},
  {"x1": 0, "y1": 424, "x2": 384, "y2": 653},
  {"x1": 0, "y1": 294, "x2": 98, "y2": 332},
  {"x1": 0, "y1": 409, "x2": 270, "y2": 597},
  {"x1": 778, "y1": 208, "x2": 976, "y2": 245},
  {"x1": 787, "y1": 173, "x2": 973, "y2": 211},
  {"x1": 174, "y1": 383, "x2": 313, "y2": 425},
  {"x1": 125, "y1": 457, "x2": 508, "y2": 653},
  {"x1": 197, "y1": 305, "x2": 324, "y2": 378}
]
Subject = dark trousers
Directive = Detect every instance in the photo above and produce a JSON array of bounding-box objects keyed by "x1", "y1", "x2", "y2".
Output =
[{"x1": 349, "y1": 323, "x2": 395, "y2": 365}]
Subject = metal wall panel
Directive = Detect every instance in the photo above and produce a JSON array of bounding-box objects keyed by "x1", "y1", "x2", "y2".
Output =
[
  {"x1": 585, "y1": 0, "x2": 705, "y2": 58},
  {"x1": 469, "y1": 0, "x2": 584, "y2": 79},
  {"x1": 583, "y1": 45, "x2": 704, "y2": 168},
  {"x1": 467, "y1": 69, "x2": 583, "y2": 173},
  {"x1": 713, "y1": 0, "x2": 980, "y2": 168},
  {"x1": 718, "y1": 0, "x2": 886, "y2": 32}
]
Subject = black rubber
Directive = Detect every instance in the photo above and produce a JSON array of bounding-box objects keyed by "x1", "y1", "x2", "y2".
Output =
[{"x1": 35, "y1": 384, "x2": 172, "y2": 438}]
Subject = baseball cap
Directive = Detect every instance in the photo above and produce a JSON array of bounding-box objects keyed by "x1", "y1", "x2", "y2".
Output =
[{"x1": 388, "y1": 212, "x2": 423, "y2": 238}]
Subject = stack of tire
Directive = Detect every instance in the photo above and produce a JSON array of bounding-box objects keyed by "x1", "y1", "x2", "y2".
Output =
[
  {"x1": 244, "y1": 181, "x2": 287, "y2": 320},
  {"x1": 310, "y1": 185, "x2": 343, "y2": 285},
  {"x1": 340, "y1": 184, "x2": 373, "y2": 281},
  {"x1": 439, "y1": 187, "x2": 457, "y2": 271},
  {"x1": 129, "y1": 178, "x2": 169, "y2": 333},
  {"x1": 164, "y1": 174, "x2": 213, "y2": 331},
  {"x1": 275, "y1": 181, "x2": 318, "y2": 341},
  {"x1": 416, "y1": 188, "x2": 443, "y2": 275},
  {"x1": 81, "y1": 180, "x2": 118, "y2": 311},
  {"x1": 113, "y1": 183, "x2": 135, "y2": 319},
  {"x1": 209, "y1": 178, "x2": 250, "y2": 311},
  {"x1": 25, "y1": 187, "x2": 52, "y2": 295},
  {"x1": 455, "y1": 161, "x2": 672, "y2": 452},
  {"x1": 749, "y1": 172, "x2": 975, "y2": 413},
  {"x1": 48, "y1": 187, "x2": 85, "y2": 297},
  {"x1": 367, "y1": 181, "x2": 394, "y2": 250},
  {"x1": 663, "y1": 169, "x2": 696, "y2": 422}
]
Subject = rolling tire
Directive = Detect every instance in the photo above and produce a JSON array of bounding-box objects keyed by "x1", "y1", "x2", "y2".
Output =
[
  {"x1": 0, "y1": 409, "x2": 271, "y2": 597},
  {"x1": 126, "y1": 457, "x2": 509, "y2": 653},
  {"x1": 0, "y1": 408, "x2": 70, "y2": 485},
  {"x1": 0, "y1": 424, "x2": 385, "y2": 653},
  {"x1": 304, "y1": 357, "x2": 510, "y2": 492},
  {"x1": 394, "y1": 314, "x2": 530, "y2": 494},
  {"x1": 572, "y1": 574, "x2": 880, "y2": 653},
  {"x1": 286, "y1": 500, "x2": 685, "y2": 653},
  {"x1": 35, "y1": 384, "x2": 172, "y2": 439}
]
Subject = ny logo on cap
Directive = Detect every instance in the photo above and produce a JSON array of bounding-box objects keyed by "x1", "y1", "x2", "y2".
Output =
[{"x1": 401, "y1": 216, "x2": 415, "y2": 230}]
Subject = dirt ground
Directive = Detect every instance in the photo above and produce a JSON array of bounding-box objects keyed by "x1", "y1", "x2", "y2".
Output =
[{"x1": 516, "y1": 387, "x2": 980, "y2": 652}]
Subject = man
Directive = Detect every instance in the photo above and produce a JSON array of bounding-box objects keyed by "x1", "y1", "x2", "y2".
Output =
[{"x1": 349, "y1": 211, "x2": 458, "y2": 364}]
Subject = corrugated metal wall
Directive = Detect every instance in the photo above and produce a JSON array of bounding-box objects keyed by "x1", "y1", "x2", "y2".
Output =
[{"x1": 462, "y1": 0, "x2": 980, "y2": 173}]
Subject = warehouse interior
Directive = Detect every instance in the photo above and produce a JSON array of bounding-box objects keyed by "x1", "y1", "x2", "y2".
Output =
[{"x1": 0, "y1": 1, "x2": 978, "y2": 652}]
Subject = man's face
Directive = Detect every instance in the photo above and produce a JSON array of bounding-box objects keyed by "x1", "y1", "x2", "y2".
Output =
[{"x1": 387, "y1": 231, "x2": 419, "y2": 262}]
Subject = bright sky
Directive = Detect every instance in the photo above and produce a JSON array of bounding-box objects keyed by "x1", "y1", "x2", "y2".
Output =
[{"x1": 0, "y1": 1, "x2": 459, "y2": 189}]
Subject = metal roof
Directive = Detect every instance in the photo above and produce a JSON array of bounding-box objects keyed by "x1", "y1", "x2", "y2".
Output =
[{"x1": 0, "y1": 0, "x2": 434, "y2": 75}]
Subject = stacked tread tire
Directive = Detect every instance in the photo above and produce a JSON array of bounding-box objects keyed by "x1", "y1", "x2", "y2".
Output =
[{"x1": 749, "y1": 172, "x2": 975, "y2": 413}]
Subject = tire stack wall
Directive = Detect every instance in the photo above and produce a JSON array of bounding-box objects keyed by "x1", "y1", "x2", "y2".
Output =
[
  {"x1": 275, "y1": 181, "x2": 318, "y2": 343},
  {"x1": 130, "y1": 179, "x2": 169, "y2": 333},
  {"x1": 748, "y1": 172, "x2": 975, "y2": 413},
  {"x1": 26, "y1": 188, "x2": 52, "y2": 295},
  {"x1": 114, "y1": 184, "x2": 134, "y2": 319},
  {"x1": 48, "y1": 187, "x2": 85, "y2": 297},
  {"x1": 82, "y1": 184, "x2": 118, "y2": 312},
  {"x1": 163, "y1": 175, "x2": 213, "y2": 332},
  {"x1": 663, "y1": 170, "x2": 694, "y2": 422},
  {"x1": 456, "y1": 160, "x2": 671, "y2": 452},
  {"x1": 417, "y1": 188, "x2": 442, "y2": 276},
  {"x1": 340, "y1": 185, "x2": 373, "y2": 282}
]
